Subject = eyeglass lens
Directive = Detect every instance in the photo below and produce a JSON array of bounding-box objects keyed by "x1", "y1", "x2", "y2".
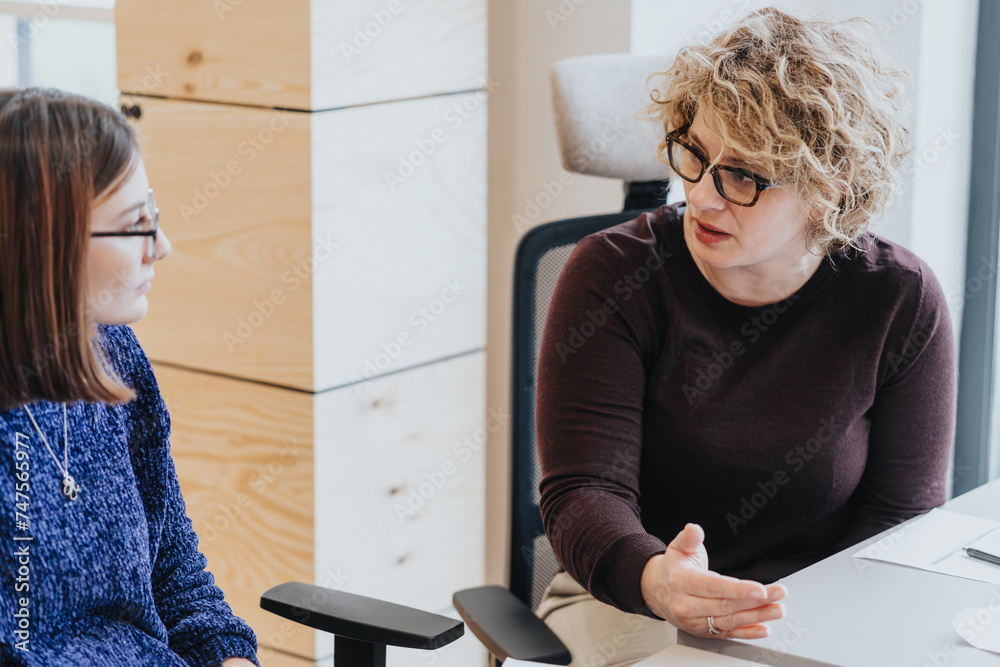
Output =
[
  {"x1": 668, "y1": 141, "x2": 759, "y2": 206},
  {"x1": 146, "y1": 189, "x2": 158, "y2": 259}
]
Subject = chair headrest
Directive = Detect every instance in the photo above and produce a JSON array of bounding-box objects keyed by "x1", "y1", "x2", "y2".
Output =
[{"x1": 550, "y1": 53, "x2": 673, "y2": 183}]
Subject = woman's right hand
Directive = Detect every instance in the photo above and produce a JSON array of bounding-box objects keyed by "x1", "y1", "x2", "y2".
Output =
[{"x1": 640, "y1": 523, "x2": 787, "y2": 639}]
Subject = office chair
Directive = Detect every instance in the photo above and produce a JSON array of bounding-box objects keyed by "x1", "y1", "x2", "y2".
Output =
[
  {"x1": 453, "y1": 53, "x2": 673, "y2": 665},
  {"x1": 260, "y1": 582, "x2": 463, "y2": 667}
]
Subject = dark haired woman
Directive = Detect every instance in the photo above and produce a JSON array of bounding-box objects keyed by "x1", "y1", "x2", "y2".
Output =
[{"x1": 0, "y1": 88, "x2": 259, "y2": 665}]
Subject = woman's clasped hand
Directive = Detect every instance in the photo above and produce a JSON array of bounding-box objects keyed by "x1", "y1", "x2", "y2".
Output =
[{"x1": 640, "y1": 523, "x2": 787, "y2": 639}]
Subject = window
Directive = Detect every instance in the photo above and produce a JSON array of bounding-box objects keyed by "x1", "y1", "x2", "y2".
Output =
[
  {"x1": 0, "y1": 0, "x2": 116, "y2": 106},
  {"x1": 956, "y1": 0, "x2": 1000, "y2": 494}
]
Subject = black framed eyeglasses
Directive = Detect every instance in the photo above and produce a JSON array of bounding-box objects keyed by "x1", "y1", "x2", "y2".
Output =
[
  {"x1": 665, "y1": 124, "x2": 775, "y2": 207},
  {"x1": 90, "y1": 188, "x2": 160, "y2": 259}
]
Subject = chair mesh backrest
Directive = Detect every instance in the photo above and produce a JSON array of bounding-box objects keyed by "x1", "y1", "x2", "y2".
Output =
[{"x1": 509, "y1": 210, "x2": 651, "y2": 612}]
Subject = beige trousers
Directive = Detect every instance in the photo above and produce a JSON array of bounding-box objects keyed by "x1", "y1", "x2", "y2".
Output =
[{"x1": 535, "y1": 571, "x2": 678, "y2": 667}]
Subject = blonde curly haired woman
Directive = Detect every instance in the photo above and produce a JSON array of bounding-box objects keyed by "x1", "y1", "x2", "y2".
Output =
[{"x1": 534, "y1": 7, "x2": 955, "y2": 666}]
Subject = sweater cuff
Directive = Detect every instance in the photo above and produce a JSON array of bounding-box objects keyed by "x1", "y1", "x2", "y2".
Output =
[
  {"x1": 589, "y1": 532, "x2": 668, "y2": 619},
  {"x1": 179, "y1": 633, "x2": 260, "y2": 667}
]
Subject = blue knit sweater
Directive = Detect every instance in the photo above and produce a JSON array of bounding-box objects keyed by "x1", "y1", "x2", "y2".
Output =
[{"x1": 0, "y1": 325, "x2": 260, "y2": 666}]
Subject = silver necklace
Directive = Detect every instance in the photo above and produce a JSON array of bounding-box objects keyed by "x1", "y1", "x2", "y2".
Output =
[{"x1": 22, "y1": 404, "x2": 80, "y2": 501}]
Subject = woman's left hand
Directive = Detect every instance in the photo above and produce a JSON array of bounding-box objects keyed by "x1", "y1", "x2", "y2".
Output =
[{"x1": 222, "y1": 659, "x2": 258, "y2": 667}]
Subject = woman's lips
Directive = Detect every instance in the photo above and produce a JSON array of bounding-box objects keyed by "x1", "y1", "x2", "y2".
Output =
[
  {"x1": 694, "y1": 217, "x2": 729, "y2": 234},
  {"x1": 693, "y1": 216, "x2": 732, "y2": 245}
]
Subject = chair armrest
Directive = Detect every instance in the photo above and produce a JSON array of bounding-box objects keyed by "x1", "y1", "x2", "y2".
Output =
[
  {"x1": 261, "y1": 582, "x2": 463, "y2": 650},
  {"x1": 453, "y1": 585, "x2": 571, "y2": 665}
]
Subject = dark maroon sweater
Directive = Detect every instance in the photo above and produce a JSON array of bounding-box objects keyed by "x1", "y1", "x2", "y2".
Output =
[{"x1": 536, "y1": 202, "x2": 956, "y2": 618}]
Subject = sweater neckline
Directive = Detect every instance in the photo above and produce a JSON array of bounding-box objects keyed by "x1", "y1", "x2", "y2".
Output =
[{"x1": 667, "y1": 201, "x2": 843, "y2": 318}]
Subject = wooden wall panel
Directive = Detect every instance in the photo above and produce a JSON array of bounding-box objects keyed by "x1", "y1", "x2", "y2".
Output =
[
  {"x1": 313, "y1": 352, "x2": 486, "y2": 659},
  {"x1": 120, "y1": 2, "x2": 490, "y2": 665},
  {"x1": 128, "y1": 98, "x2": 314, "y2": 389},
  {"x1": 152, "y1": 363, "x2": 316, "y2": 659},
  {"x1": 116, "y1": 0, "x2": 312, "y2": 109},
  {"x1": 116, "y1": 0, "x2": 486, "y2": 111},
  {"x1": 311, "y1": 0, "x2": 487, "y2": 110},
  {"x1": 311, "y1": 93, "x2": 487, "y2": 390}
]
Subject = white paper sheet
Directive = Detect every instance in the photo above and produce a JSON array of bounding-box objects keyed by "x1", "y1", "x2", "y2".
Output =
[
  {"x1": 850, "y1": 508, "x2": 1000, "y2": 585},
  {"x1": 953, "y1": 600, "x2": 1000, "y2": 655}
]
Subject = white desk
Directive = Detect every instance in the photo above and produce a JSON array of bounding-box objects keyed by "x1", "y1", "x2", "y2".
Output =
[
  {"x1": 504, "y1": 643, "x2": 762, "y2": 666},
  {"x1": 677, "y1": 479, "x2": 1000, "y2": 666}
]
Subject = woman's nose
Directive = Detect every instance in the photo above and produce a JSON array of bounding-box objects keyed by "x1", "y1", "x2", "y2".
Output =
[
  {"x1": 687, "y1": 171, "x2": 727, "y2": 210},
  {"x1": 153, "y1": 229, "x2": 172, "y2": 261}
]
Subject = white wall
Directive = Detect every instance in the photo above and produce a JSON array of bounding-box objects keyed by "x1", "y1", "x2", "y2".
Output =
[
  {"x1": 0, "y1": 16, "x2": 20, "y2": 86},
  {"x1": 631, "y1": 0, "x2": 979, "y2": 340},
  {"x1": 486, "y1": 0, "x2": 632, "y2": 586}
]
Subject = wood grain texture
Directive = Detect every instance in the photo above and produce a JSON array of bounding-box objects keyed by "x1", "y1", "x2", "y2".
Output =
[
  {"x1": 148, "y1": 355, "x2": 489, "y2": 664},
  {"x1": 151, "y1": 362, "x2": 316, "y2": 658},
  {"x1": 126, "y1": 92, "x2": 486, "y2": 394},
  {"x1": 126, "y1": 97, "x2": 314, "y2": 389},
  {"x1": 311, "y1": 92, "x2": 487, "y2": 391},
  {"x1": 313, "y1": 351, "x2": 487, "y2": 660},
  {"x1": 116, "y1": 0, "x2": 312, "y2": 109},
  {"x1": 115, "y1": 0, "x2": 486, "y2": 110}
]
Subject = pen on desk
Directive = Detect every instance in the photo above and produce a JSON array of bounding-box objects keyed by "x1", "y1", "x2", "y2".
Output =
[{"x1": 963, "y1": 547, "x2": 1000, "y2": 567}]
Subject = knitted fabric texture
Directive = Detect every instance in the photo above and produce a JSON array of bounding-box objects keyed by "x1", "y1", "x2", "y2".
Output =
[{"x1": 0, "y1": 324, "x2": 259, "y2": 666}]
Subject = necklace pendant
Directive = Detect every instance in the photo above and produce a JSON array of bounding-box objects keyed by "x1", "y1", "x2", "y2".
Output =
[{"x1": 61, "y1": 474, "x2": 79, "y2": 501}]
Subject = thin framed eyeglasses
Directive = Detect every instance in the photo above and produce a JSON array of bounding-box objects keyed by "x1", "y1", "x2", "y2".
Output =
[
  {"x1": 90, "y1": 188, "x2": 159, "y2": 259},
  {"x1": 665, "y1": 124, "x2": 775, "y2": 207}
]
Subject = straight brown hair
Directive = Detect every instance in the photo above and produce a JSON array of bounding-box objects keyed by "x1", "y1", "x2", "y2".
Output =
[{"x1": 0, "y1": 87, "x2": 140, "y2": 411}]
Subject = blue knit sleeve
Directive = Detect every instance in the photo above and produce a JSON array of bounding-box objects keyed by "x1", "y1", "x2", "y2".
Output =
[{"x1": 106, "y1": 325, "x2": 260, "y2": 667}]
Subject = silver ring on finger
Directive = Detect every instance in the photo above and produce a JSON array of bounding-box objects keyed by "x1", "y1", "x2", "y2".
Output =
[{"x1": 707, "y1": 616, "x2": 721, "y2": 635}]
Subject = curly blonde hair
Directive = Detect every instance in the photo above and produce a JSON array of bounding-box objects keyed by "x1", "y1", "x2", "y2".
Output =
[{"x1": 646, "y1": 7, "x2": 912, "y2": 252}]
